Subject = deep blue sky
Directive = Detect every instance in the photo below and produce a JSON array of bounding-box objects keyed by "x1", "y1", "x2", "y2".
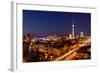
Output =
[{"x1": 23, "y1": 10, "x2": 91, "y2": 37}]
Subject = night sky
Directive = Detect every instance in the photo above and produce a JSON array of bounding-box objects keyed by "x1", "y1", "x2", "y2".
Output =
[{"x1": 23, "y1": 10, "x2": 91, "y2": 37}]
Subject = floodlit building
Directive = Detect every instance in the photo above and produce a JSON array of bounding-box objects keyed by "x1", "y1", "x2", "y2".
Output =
[
  {"x1": 80, "y1": 32, "x2": 84, "y2": 38},
  {"x1": 69, "y1": 33, "x2": 73, "y2": 39}
]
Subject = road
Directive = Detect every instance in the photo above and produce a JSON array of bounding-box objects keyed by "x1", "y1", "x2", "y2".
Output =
[{"x1": 53, "y1": 39, "x2": 91, "y2": 61}]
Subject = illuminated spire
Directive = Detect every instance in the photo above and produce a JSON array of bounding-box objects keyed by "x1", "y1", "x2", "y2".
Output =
[{"x1": 72, "y1": 19, "x2": 75, "y2": 39}]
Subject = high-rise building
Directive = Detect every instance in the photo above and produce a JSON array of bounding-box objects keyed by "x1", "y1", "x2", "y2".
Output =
[
  {"x1": 69, "y1": 33, "x2": 73, "y2": 39},
  {"x1": 80, "y1": 32, "x2": 84, "y2": 38}
]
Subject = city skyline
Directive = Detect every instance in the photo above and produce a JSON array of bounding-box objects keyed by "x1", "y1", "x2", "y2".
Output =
[{"x1": 23, "y1": 10, "x2": 91, "y2": 37}]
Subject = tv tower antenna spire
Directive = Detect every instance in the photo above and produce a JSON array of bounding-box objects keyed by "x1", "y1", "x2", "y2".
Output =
[{"x1": 72, "y1": 19, "x2": 75, "y2": 39}]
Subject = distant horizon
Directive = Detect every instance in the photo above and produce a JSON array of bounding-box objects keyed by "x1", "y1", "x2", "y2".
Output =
[
  {"x1": 23, "y1": 32, "x2": 90, "y2": 38},
  {"x1": 23, "y1": 10, "x2": 91, "y2": 37}
]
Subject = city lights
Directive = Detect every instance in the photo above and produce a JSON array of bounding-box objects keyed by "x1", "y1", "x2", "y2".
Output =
[{"x1": 23, "y1": 10, "x2": 91, "y2": 62}]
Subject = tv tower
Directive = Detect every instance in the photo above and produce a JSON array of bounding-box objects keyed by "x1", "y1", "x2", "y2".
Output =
[{"x1": 72, "y1": 19, "x2": 75, "y2": 39}]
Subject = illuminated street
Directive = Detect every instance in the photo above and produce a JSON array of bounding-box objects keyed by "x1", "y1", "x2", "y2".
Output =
[{"x1": 54, "y1": 39, "x2": 91, "y2": 61}]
